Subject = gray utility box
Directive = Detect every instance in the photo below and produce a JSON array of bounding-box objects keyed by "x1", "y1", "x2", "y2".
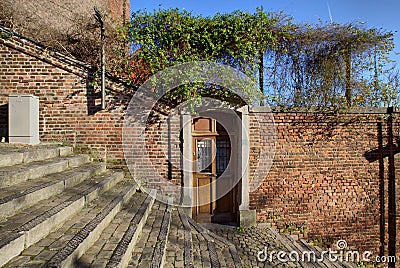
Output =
[{"x1": 9, "y1": 95, "x2": 40, "y2": 145}]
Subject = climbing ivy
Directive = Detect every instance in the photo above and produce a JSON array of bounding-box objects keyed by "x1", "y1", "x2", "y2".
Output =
[{"x1": 124, "y1": 8, "x2": 395, "y2": 108}]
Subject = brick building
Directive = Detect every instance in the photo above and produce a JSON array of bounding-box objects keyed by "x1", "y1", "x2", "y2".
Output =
[{"x1": 0, "y1": 27, "x2": 399, "y2": 260}]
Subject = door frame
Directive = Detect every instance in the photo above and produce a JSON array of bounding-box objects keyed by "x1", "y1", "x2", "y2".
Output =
[{"x1": 181, "y1": 106, "x2": 254, "y2": 226}]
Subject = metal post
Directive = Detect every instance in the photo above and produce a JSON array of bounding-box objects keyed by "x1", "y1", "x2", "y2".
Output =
[
  {"x1": 387, "y1": 107, "x2": 396, "y2": 267},
  {"x1": 378, "y1": 121, "x2": 385, "y2": 256},
  {"x1": 94, "y1": 7, "x2": 106, "y2": 110},
  {"x1": 101, "y1": 27, "x2": 106, "y2": 110}
]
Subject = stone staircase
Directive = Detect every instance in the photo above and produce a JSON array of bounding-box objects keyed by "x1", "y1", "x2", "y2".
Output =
[
  {"x1": 0, "y1": 144, "x2": 242, "y2": 267},
  {"x1": 0, "y1": 144, "x2": 359, "y2": 267}
]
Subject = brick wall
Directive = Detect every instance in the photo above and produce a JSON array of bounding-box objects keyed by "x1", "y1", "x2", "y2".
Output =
[
  {"x1": 0, "y1": 31, "x2": 130, "y2": 167},
  {"x1": 249, "y1": 108, "x2": 400, "y2": 256}
]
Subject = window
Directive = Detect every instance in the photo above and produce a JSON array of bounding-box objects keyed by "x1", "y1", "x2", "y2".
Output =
[
  {"x1": 216, "y1": 140, "x2": 230, "y2": 174},
  {"x1": 197, "y1": 139, "x2": 212, "y2": 173}
]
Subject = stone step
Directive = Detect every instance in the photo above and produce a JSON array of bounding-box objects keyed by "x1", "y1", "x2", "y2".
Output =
[
  {"x1": 0, "y1": 145, "x2": 73, "y2": 168},
  {"x1": 195, "y1": 223, "x2": 242, "y2": 268},
  {"x1": 0, "y1": 154, "x2": 90, "y2": 187},
  {"x1": 0, "y1": 162, "x2": 106, "y2": 220},
  {"x1": 127, "y1": 201, "x2": 169, "y2": 267},
  {"x1": 192, "y1": 232, "x2": 220, "y2": 268},
  {"x1": 0, "y1": 171, "x2": 124, "y2": 267},
  {"x1": 150, "y1": 199, "x2": 172, "y2": 268},
  {"x1": 285, "y1": 234, "x2": 323, "y2": 268},
  {"x1": 187, "y1": 217, "x2": 241, "y2": 268},
  {"x1": 266, "y1": 228, "x2": 309, "y2": 268},
  {"x1": 3, "y1": 178, "x2": 132, "y2": 267},
  {"x1": 298, "y1": 239, "x2": 337, "y2": 268},
  {"x1": 44, "y1": 182, "x2": 137, "y2": 268},
  {"x1": 282, "y1": 232, "x2": 358, "y2": 268},
  {"x1": 77, "y1": 190, "x2": 155, "y2": 268},
  {"x1": 163, "y1": 209, "x2": 191, "y2": 268},
  {"x1": 106, "y1": 191, "x2": 156, "y2": 268},
  {"x1": 312, "y1": 244, "x2": 356, "y2": 268}
]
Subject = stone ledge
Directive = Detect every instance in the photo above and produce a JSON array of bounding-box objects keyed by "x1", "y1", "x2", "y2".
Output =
[{"x1": 250, "y1": 106, "x2": 399, "y2": 114}]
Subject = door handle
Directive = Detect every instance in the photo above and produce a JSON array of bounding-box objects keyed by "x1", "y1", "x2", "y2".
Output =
[{"x1": 208, "y1": 173, "x2": 217, "y2": 177}]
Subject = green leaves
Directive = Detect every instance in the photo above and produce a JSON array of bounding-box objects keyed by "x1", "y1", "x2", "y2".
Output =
[
  {"x1": 127, "y1": 8, "x2": 283, "y2": 77},
  {"x1": 123, "y1": 8, "x2": 395, "y2": 108}
]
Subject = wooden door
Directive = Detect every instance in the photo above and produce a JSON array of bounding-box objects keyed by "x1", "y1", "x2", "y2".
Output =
[
  {"x1": 193, "y1": 136, "x2": 217, "y2": 216},
  {"x1": 191, "y1": 116, "x2": 238, "y2": 224}
]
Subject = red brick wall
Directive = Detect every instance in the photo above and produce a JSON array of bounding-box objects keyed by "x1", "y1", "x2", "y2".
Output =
[
  {"x1": 144, "y1": 109, "x2": 182, "y2": 184},
  {"x1": 249, "y1": 109, "x2": 400, "y2": 256},
  {"x1": 0, "y1": 32, "x2": 129, "y2": 167}
]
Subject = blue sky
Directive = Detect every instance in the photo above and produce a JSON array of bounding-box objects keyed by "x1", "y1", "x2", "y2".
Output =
[{"x1": 129, "y1": 0, "x2": 400, "y2": 64}]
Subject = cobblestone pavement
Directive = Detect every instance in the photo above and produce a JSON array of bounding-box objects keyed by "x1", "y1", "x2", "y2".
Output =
[
  {"x1": 207, "y1": 224, "x2": 360, "y2": 268},
  {"x1": 205, "y1": 224, "x2": 303, "y2": 268},
  {"x1": 128, "y1": 203, "x2": 241, "y2": 268},
  {"x1": 163, "y1": 208, "x2": 186, "y2": 268},
  {"x1": 186, "y1": 213, "x2": 240, "y2": 268}
]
